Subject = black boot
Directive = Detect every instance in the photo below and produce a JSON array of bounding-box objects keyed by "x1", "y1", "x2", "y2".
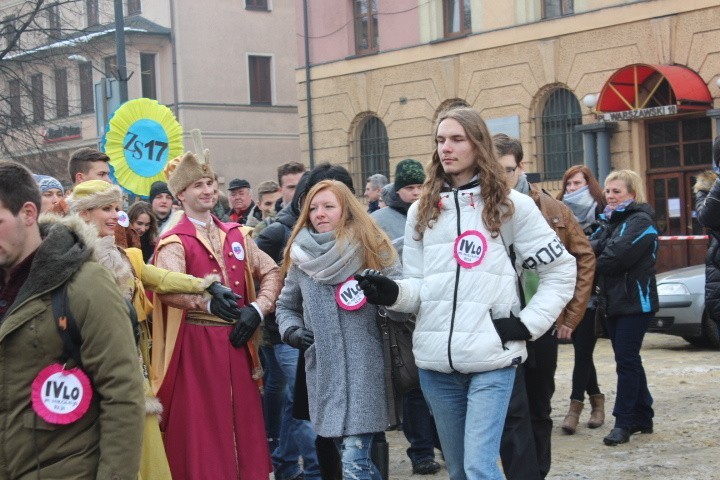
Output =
[
  {"x1": 370, "y1": 437, "x2": 389, "y2": 480},
  {"x1": 603, "y1": 428, "x2": 630, "y2": 446}
]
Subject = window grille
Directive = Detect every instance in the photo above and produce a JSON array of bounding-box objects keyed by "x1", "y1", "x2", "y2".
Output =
[
  {"x1": 538, "y1": 88, "x2": 583, "y2": 180},
  {"x1": 354, "y1": 0, "x2": 378, "y2": 55},
  {"x1": 351, "y1": 116, "x2": 390, "y2": 192}
]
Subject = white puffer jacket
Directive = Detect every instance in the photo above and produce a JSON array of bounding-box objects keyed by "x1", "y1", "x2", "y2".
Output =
[{"x1": 391, "y1": 183, "x2": 577, "y2": 374}]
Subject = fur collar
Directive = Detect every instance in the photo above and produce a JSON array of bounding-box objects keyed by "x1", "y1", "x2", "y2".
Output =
[
  {"x1": 694, "y1": 170, "x2": 718, "y2": 194},
  {"x1": 7, "y1": 214, "x2": 97, "y2": 315}
]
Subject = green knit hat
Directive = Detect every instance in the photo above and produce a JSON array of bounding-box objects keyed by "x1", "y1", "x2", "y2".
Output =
[{"x1": 394, "y1": 159, "x2": 425, "y2": 190}]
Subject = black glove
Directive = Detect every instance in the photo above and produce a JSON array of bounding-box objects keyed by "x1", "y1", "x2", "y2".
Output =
[
  {"x1": 283, "y1": 326, "x2": 315, "y2": 350},
  {"x1": 353, "y1": 269, "x2": 399, "y2": 306},
  {"x1": 492, "y1": 312, "x2": 532, "y2": 344},
  {"x1": 229, "y1": 306, "x2": 262, "y2": 348},
  {"x1": 207, "y1": 282, "x2": 243, "y2": 322}
]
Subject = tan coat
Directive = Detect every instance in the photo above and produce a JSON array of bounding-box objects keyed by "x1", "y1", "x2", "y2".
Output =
[
  {"x1": 529, "y1": 184, "x2": 596, "y2": 330},
  {"x1": 0, "y1": 216, "x2": 144, "y2": 480}
]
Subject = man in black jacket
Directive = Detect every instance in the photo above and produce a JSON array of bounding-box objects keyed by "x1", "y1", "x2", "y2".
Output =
[{"x1": 694, "y1": 135, "x2": 720, "y2": 330}]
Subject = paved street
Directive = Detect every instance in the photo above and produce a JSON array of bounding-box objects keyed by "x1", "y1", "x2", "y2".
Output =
[{"x1": 384, "y1": 333, "x2": 720, "y2": 479}]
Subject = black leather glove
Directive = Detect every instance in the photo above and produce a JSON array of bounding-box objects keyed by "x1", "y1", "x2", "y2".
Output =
[
  {"x1": 492, "y1": 312, "x2": 531, "y2": 344},
  {"x1": 353, "y1": 269, "x2": 399, "y2": 306},
  {"x1": 229, "y1": 306, "x2": 262, "y2": 348},
  {"x1": 207, "y1": 282, "x2": 243, "y2": 322},
  {"x1": 283, "y1": 326, "x2": 315, "y2": 350}
]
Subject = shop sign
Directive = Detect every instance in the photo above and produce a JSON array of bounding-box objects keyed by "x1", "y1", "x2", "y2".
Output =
[
  {"x1": 601, "y1": 105, "x2": 677, "y2": 121},
  {"x1": 43, "y1": 124, "x2": 82, "y2": 143}
]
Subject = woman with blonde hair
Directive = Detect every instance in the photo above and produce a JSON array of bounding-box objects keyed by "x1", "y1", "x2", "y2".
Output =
[
  {"x1": 67, "y1": 180, "x2": 242, "y2": 479},
  {"x1": 276, "y1": 179, "x2": 399, "y2": 480},
  {"x1": 591, "y1": 169, "x2": 658, "y2": 446},
  {"x1": 356, "y1": 106, "x2": 576, "y2": 479},
  {"x1": 557, "y1": 164, "x2": 608, "y2": 434}
]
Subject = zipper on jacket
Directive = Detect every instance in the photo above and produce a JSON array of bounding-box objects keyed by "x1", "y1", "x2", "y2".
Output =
[{"x1": 448, "y1": 188, "x2": 462, "y2": 371}]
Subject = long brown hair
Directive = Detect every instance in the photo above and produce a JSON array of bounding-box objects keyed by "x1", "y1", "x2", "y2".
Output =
[
  {"x1": 556, "y1": 165, "x2": 606, "y2": 209},
  {"x1": 415, "y1": 107, "x2": 514, "y2": 239},
  {"x1": 281, "y1": 180, "x2": 396, "y2": 275},
  {"x1": 128, "y1": 201, "x2": 158, "y2": 239}
]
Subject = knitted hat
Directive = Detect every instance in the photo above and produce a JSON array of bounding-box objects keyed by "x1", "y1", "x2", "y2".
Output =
[
  {"x1": 149, "y1": 181, "x2": 172, "y2": 204},
  {"x1": 32, "y1": 174, "x2": 64, "y2": 195},
  {"x1": 67, "y1": 180, "x2": 123, "y2": 213},
  {"x1": 164, "y1": 129, "x2": 214, "y2": 196},
  {"x1": 394, "y1": 159, "x2": 425, "y2": 190}
]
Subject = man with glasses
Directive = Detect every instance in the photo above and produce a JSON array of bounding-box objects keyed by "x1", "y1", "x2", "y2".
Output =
[{"x1": 494, "y1": 134, "x2": 595, "y2": 479}]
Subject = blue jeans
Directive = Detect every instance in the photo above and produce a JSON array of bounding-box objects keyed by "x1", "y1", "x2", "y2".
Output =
[
  {"x1": 402, "y1": 388, "x2": 439, "y2": 465},
  {"x1": 419, "y1": 367, "x2": 516, "y2": 480},
  {"x1": 604, "y1": 313, "x2": 654, "y2": 430},
  {"x1": 334, "y1": 434, "x2": 382, "y2": 480},
  {"x1": 260, "y1": 345, "x2": 283, "y2": 455},
  {"x1": 272, "y1": 343, "x2": 321, "y2": 480}
]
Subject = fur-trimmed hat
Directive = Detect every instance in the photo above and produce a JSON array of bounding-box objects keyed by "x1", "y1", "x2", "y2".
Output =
[
  {"x1": 165, "y1": 129, "x2": 214, "y2": 196},
  {"x1": 67, "y1": 180, "x2": 123, "y2": 213},
  {"x1": 394, "y1": 158, "x2": 425, "y2": 190}
]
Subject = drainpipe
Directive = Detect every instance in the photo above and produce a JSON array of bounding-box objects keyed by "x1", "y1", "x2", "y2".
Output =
[{"x1": 303, "y1": 0, "x2": 315, "y2": 168}]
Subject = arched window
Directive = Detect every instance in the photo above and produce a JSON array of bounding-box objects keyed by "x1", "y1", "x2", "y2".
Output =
[
  {"x1": 352, "y1": 115, "x2": 389, "y2": 192},
  {"x1": 539, "y1": 88, "x2": 583, "y2": 179}
]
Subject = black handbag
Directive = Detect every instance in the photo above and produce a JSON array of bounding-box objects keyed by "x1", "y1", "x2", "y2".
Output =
[{"x1": 377, "y1": 309, "x2": 420, "y2": 395}]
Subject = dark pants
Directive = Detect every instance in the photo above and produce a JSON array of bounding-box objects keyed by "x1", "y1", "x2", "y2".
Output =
[
  {"x1": 570, "y1": 308, "x2": 602, "y2": 401},
  {"x1": 500, "y1": 365, "x2": 541, "y2": 480},
  {"x1": 500, "y1": 327, "x2": 557, "y2": 479},
  {"x1": 401, "y1": 388, "x2": 440, "y2": 465},
  {"x1": 260, "y1": 345, "x2": 283, "y2": 454},
  {"x1": 604, "y1": 313, "x2": 654, "y2": 429}
]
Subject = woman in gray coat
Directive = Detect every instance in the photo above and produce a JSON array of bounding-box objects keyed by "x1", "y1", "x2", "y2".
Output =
[{"x1": 277, "y1": 180, "x2": 399, "y2": 480}]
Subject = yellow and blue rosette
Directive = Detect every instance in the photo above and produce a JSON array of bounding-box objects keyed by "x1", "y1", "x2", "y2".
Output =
[{"x1": 101, "y1": 98, "x2": 183, "y2": 198}]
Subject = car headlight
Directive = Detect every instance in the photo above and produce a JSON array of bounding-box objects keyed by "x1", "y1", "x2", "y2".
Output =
[{"x1": 657, "y1": 283, "x2": 691, "y2": 296}]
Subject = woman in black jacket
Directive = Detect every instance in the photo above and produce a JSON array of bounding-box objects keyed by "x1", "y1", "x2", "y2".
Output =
[
  {"x1": 694, "y1": 136, "x2": 720, "y2": 330},
  {"x1": 592, "y1": 170, "x2": 658, "y2": 446}
]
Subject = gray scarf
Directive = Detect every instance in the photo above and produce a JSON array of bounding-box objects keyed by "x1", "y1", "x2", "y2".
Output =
[
  {"x1": 290, "y1": 228, "x2": 362, "y2": 285},
  {"x1": 514, "y1": 173, "x2": 530, "y2": 194},
  {"x1": 562, "y1": 186, "x2": 598, "y2": 229}
]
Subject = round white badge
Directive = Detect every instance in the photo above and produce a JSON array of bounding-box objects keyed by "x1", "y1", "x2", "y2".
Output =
[
  {"x1": 231, "y1": 241, "x2": 245, "y2": 260},
  {"x1": 453, "y1": 230, "x2": 488, "y2": 269},
  {"x1": 31, "y1": 364, "x2": 93, "y2": 425},
  {"x1": 335, "y1": 277, "x2": 367, "y2": 311},
  {"x1": 117, "y1": 210, "x2": 130, "y2": 228}
]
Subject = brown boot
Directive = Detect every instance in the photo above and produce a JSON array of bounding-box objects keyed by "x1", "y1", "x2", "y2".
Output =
[
  {"x1": 561, "y1": 400, "x2": 584, "y2": 434},
  {"x1": 588, "y1": 394, "x2": 605, "y2": 428}
]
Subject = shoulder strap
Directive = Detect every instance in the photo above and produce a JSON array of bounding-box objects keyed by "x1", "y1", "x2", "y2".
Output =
[
  {"x1": 51, "y1": 284, "x2": 83, "y2": 369},
  {"x1": 499, "y1": 233, "x2": 527, "y2": 309}
]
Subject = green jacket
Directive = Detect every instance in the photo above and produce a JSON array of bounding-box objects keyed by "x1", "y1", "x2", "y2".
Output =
[{"x1": 0, "y1": 216, "x2": 144, "y2": 480}]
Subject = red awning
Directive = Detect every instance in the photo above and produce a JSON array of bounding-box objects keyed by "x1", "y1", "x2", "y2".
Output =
[{"x1": 597, "y1": 64, "x2": 712, "y2": 113}]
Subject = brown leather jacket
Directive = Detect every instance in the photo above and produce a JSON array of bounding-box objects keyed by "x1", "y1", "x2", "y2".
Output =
[{"x1": 529, "y1": 183, "x2": 595, "y2": 330}]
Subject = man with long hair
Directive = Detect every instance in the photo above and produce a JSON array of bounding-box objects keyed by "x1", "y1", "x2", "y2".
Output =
[{"x1": 357, "y1": 107, "x2": 576, "y2": 480}]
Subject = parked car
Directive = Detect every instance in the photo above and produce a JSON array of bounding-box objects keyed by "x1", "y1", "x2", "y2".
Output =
[{"x1": 651, "y1": 264, "x2": 720, "y2": 349}]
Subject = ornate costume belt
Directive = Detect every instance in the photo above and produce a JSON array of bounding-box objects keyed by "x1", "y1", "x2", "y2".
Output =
[{"x1": 185, "y1": 312, "x2": 234, "y2": 326}]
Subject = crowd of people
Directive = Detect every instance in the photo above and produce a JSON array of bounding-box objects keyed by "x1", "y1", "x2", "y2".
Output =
[{"x1": 0, "y1": 106, "x2": 684, "y2": 480}]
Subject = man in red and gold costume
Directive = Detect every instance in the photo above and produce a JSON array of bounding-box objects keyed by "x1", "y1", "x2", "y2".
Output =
[{"x1": 151, "y1": 136, "x2": 282, "y2": 479}]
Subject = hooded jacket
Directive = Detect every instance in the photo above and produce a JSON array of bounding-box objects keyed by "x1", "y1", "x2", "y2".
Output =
[
  {"x1": 694, "y1": 171, "x2": 720, "y2": 323},
  {"x1": 390, "y1": 182, "x2": 577, "y2": 374},
  {"x1": 593, "y1": 202, "x2": 659, "y2": 318},
  {"x1": 0, "y1": 215, "x2": 144, "y2": 480},
  {"x1": 371, "y1": 185, "x2": 410, "y2": 256}
]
